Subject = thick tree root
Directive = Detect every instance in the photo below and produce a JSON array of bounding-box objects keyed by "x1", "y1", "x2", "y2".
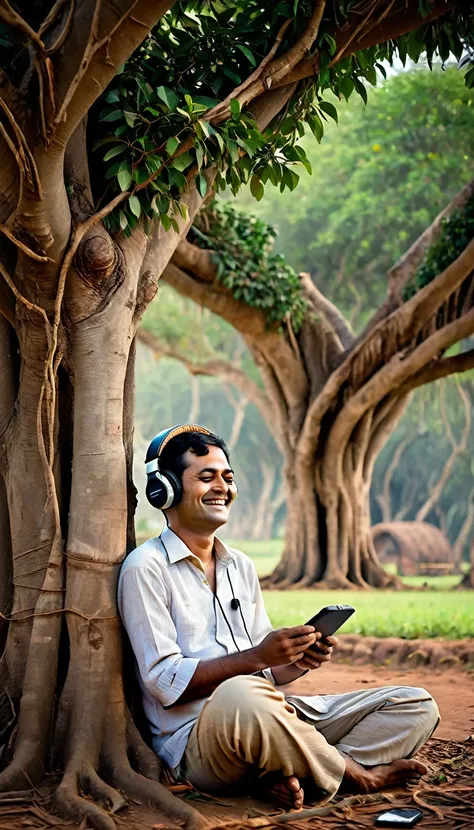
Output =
[
  {"x1": 105, "y1": 761, "x2": 209, "y2": 830},
  {"x1": 54, "y1": 771, "x2": 118, "y2": 830},
  {"x1": 125, "y1": 708, "x2": 162, "y2": 782},
  {"x1": 0, "y1": 742, "x2": 46, "y2": 792},
  {"x1": 83, "y1": 768, "x2": 126, "y2": 813}
]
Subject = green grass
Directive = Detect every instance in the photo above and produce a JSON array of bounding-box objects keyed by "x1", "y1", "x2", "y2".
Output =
[
  {"x1": 261, "y1": 589, "x2": 474, "y2": 640},
  {"x1": 135, "y1": 533, "x2": 472, "y2": 639},
  {"x1": 225, "y1": 539, "x2": 473, "y2": 640}
]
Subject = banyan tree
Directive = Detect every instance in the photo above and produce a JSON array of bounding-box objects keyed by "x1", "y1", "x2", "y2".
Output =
[
  {"x1": 163, "y1": 186, "x2": 474, "y2": 589},
  {"x1": 0, "y1": 1, "x2": 473, "y2": 827}
]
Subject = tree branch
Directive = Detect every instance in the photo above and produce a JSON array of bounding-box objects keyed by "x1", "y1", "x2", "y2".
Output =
[
  {"x1": 299, "y1": 235, "x2": 474, "y2": 462},
  {"x1": 163, "y1": 257, "x2": 309, "y2": 413},
  {"x1": 207, "y1": 0, "x2": 326, "y2": 123},
  {"x1": 398, "y1": 348, "x2": 474, "y2": 393},
  {"x1": 0, "y1": 272, "x2": 15, "y2": 327},
  {"x1": 319, "y1": 305, "x2": 474, "y2": 498},
  {"x1": 299, "y1": 271, "x2": 353, "y2": 349},
  {"x1": 53, "y1": 0, "x2": 176, "y2": 144},
  {"x1": 0, "y1": 1, "x2": 45, "y2": 51},
  {"x1": 279, "y1": 0, "x2": 458, "y2": 88},
  {"x1": 375, "y1": 430, "x2": 418, "y2": 523},
  {"x1": 360, "y1": 178, "x2": 474, "y2": 337}
]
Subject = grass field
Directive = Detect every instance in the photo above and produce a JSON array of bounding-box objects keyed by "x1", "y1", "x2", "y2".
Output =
[{"x1": 225, "y1": 538, "x2": 473, "y2": 640}]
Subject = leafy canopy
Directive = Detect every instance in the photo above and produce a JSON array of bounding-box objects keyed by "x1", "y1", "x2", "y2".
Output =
[
  {"x1": 85, "y1": 2, "x2": 474, "y2": 233},
  {"x1": 2, "y1": 3, "x2": 473, "y2": 236}
]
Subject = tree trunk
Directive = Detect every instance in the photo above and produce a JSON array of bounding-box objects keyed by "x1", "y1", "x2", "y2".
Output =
[{"x1": 0, "y1": 254, "x2": 205, "y2": 829}]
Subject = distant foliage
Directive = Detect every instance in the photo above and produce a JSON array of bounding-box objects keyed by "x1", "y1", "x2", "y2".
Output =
[
  {"x1": 404, "y1": 196, "x2": 474, "y2": 299},
  {"x1": 234, "y1": 67, "x2": 474, "y2": 315},
  {"x1": 192, "y1": 202, "x2": 307, "y2": 331}
]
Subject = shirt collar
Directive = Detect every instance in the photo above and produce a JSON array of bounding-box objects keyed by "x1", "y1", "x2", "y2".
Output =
[{"x1": 160, "y1": 525, "x2": 236, "y2": 568}]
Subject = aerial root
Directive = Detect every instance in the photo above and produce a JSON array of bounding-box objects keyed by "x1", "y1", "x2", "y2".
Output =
[
  {"x1": 107, "y1": 760, "x2": 210, "y2": 830},
  {"x1": 54, "y1": 771, "x2": 117, "y2": 830}
]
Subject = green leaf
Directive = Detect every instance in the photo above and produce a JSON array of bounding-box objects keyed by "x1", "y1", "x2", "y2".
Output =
[
  {"x1": 119, "y1": 211, "x2": 128, "y2": 230},
  {"x1": 123, "y1": 111, "x2": 137, "y2": 127},
  {"x1": 103, "y1": 145, "x2": 125, "y2": 161},
  {"x1": 236, "y1": 44, "x2": 256, "y2": 66},
  {"x1": 308, "y1": 113, "x2": 324, "y2": 142},
  {"x1": 323, "y1": 33, "x2": 337, "y2": 56},
  {"x1": 365, "y1": 66, "x2": 377, "y2": 86},
  {"x1": 128, "y1": 195, "x2": 141, "y2": 218},
  {"x1": 102, "y1": 109, "x2": 123, "y2": 122},
  {"x1": 319, "y1": 101, "x2": 338, "y2": 123},
  {"x1": 171, "y1": 151, "x2": 193, "y2": 171},
  {"x1": 156, "y1": 86, "x2": 179, "y2": 111},
  {"x1": 250, "y1": 175, "x2": 264, "y2": 201},
  {"x1": 160, "y1": 213, "x2": 171, "y2": 232},
  {"x1": 197, "y1": 173, "x2": 208, "y2": 198},
  {"x1": 280, "y1": 116, "x2": 295, "y2": 136},
  {"x1": 353, "y1": 77, "x2": 368, "y2": 105},
  {"x1": 165, "y1": 136, "x2": 180, "y2": 156},
  {"x1": 230, "y1": 98, "x2": 241, "y2": 119},
  {"x1": 117, "y1": 162, "x2": 132, "y2": 191},
  {"x1": 340, "y1": 75, "x2": 354, "y2": 101},
  {"x1": 195, "y1": 142, "x2": 204, "y2": 169},
  {"x1": 465, "y1": 66, "x2": 474, "y2": 89}
]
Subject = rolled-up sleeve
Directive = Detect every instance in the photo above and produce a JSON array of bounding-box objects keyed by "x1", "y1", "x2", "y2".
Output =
[{"x1": 118, "y1": 565, "x2": 199, "y2": 708}]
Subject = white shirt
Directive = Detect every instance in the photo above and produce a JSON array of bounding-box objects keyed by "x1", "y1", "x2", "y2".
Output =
[{"x1": 117, "y1": 526, "x2": 275, "y2": 770}]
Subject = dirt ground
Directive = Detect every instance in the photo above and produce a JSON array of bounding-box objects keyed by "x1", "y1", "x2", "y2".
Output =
[
  {"x1": 1, "y1": 663, "x2": 473, "y2": 830},
  {"x1": 291, "y1": 661, "x2": 474, "y2": 742}
]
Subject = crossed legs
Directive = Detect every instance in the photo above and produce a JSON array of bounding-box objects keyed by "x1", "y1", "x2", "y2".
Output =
[{"x1": 183, "y1": 675, "x2": 439, "y2": 807}]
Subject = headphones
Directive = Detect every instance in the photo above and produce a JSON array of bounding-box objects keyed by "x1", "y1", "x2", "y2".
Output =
[{"x1": 145, "y1": 424, "x2": 212, "y2": 510}]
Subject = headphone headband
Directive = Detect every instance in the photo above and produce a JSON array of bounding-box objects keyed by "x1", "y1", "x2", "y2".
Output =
[
  {"x1": 145, "y1": 424, "x2": 212, "y2": 465},
  {"x1": 145, "y1": 424, "x2": 212, "y2": 511}
]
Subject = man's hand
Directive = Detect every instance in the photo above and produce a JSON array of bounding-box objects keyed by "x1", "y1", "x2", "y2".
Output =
[
  {"x1": 294, "y1": 635, "x2": 338, "y2": 671},
  {"x1": 253, "y1": 625, "x2": 317, "y2": 669}
]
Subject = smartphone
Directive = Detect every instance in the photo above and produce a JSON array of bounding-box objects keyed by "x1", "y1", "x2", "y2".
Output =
[
  {"x1": 305, "y1": 604, "x2": 355, "y2": 637},
  {"x1": 374, "y1": 808, "x2": 423, "y2": 827}
]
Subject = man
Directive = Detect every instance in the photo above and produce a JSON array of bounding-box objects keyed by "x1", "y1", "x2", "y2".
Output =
[{"x1": 118, "y1": 425, "x2": 439, "y2": 809}]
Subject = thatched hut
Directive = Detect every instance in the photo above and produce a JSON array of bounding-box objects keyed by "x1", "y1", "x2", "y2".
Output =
[{"x1": 372, "y1": 521, "x2": 455, "y2": 576}]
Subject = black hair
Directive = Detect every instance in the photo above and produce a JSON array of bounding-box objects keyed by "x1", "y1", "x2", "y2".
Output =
[{"x1": 159, "y1": 431, "x2": 231, "y2": 483}]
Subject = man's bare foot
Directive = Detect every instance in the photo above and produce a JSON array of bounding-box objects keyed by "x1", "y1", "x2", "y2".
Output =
[
  {"x1": 342, "y1": 756, "x2": 428, "y2": 794},
  {"x1": 270, "y1": 775, "x2": 304, "y2": 810}
]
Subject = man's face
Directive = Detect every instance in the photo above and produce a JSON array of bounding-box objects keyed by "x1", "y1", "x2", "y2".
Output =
[{"x1": 170, "y1": 445, "x2": 237, "y2": 532}]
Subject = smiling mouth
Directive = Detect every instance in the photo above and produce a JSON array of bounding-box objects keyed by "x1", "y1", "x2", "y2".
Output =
[{"x1": 202, "y1": 498, "x2": 229, "y2": 506}]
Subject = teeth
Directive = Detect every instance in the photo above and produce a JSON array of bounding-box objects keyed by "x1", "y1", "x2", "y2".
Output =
[{"x1": 204, "y1": 500, "x2": 227, "y2": 505}]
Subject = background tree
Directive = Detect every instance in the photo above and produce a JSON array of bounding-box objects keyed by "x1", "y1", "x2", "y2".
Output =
[
  {"x1": 163, "y1": 182, "x2": 474, "y2": 589},
  {"x1": 138, "y1": 66, "x2": 474, "y2": 565},
  {"x1": 4, "y1": 3, "x2": 470, "y2": 826}
]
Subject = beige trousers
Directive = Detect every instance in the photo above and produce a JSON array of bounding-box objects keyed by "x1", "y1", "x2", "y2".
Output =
[{"x1": 183, "y1": 675, "x2": 439, "y2": 805}]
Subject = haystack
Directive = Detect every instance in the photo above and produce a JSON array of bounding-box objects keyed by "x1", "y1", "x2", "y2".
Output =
[{"x1": 372, "y1": 521, "x2": 454, "y2": 575}]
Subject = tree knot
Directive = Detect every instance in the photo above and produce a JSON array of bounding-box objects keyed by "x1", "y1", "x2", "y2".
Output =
[{"x1": 75, "y1": 232, "x2": 117, "y2": 287}]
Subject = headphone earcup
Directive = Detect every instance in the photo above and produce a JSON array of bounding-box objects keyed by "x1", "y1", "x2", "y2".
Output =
[
  {"x1": 146, "y1": 470, "x2": 182, "y2": 510},
  {"x1": 164, "y1": 470, "x2": 182, "y2": 508}
]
